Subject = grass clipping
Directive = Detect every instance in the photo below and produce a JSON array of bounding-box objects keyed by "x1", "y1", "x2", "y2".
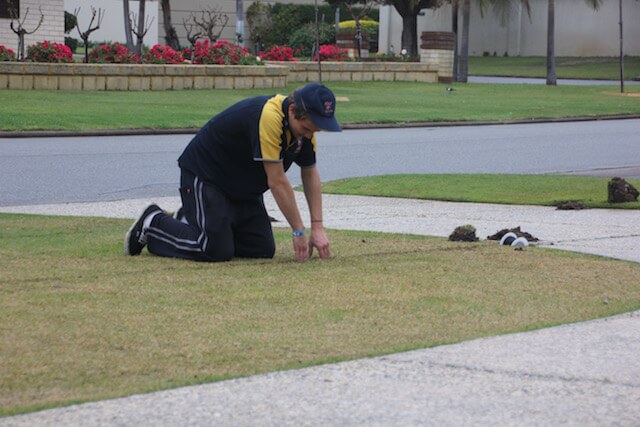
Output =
[{"x1": 1, "y1": 214, "x2": 640, "y2": 415}]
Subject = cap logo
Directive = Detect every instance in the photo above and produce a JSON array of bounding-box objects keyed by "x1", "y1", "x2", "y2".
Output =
[{"x1": 323, "y1": 101, "x2": 334, "y2": 115}]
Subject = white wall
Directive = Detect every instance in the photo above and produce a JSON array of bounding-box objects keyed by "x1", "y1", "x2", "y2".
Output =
[
  {"x1": 157, "y1": 0, "x2": 329, "y2": 49},
  {"x1": 157, "y1": 0, "x2": 236, "y2": 47},
  {"x1": 64, "y1": 0, "x2": 158, "y2": 46},
  {"x1": 380, "y1": 0, "x2": 640, "y2": 57},
  {"x1": 0, "y1": 0, "x2": 64, "y2": 53}
]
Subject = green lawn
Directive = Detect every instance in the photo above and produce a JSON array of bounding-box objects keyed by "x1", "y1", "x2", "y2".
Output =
[
  {"x1": 1, "y1": 81, "x2": 639, "y2": 131},
  {"x1": 320, "y1": 174, "x2": 640, "y2": 209},
  {"x1": 469, "y1": 56, "x2": 640, "y2": 81},
  {"x1": 1, "y1": 214, "x2": 639, "y2": 415}
]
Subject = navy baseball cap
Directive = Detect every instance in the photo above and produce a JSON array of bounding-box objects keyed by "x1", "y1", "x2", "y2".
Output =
[{"x1": 293, "y1": 83, "x2": 342, "y2": 132}]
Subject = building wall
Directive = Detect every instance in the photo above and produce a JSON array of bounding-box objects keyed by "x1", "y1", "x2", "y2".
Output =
[
  {"x1": 0, "y1": 0, "x2": 64, "y2": 53},
  {"x1": 156, "y1": 0, "x2": 316, "y2": 50},
  {"x1": 380, "y1": 0, "x2": 640, "y2": 57},
  {"x1": 157, "y1": 0, "x2": 238, "y2": 48},
  {"x1": 64, "y1": 0, "x2": 158, "y2": 47}
]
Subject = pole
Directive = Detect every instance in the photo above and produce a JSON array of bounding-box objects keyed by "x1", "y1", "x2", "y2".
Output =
[
  {"x1": 315, "y1": 0, "x2": 322, "y2": 82},
  {"x1": 236, "y1": 0, "x2": 244, "y2": 46},
  {"x1": 619, "y1": 0, "x2": 624, "y2": 93}
]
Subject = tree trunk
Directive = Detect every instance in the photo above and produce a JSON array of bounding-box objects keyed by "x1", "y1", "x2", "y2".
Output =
[
  {"x1": 459, "y1": 0, "x2": 470, "y2": 82},
  {"x1": 161, "y1": 0, "x2": 180, "y2": 50},
  {"x1": 452, "y1": 1, "x2": 459, "y2": 82},
  {"x1": 546, "y1": 0, "x2": 556, "y2": 85},
  {"x1": 123, "y1": 0, "x2": 134, "y2": 51},
  {"x1": 135, "y1": 0, "x2": 146, "y2": 55},
  {"x1": 400, "y1": 13, "x2": 418, "y2": 58}
]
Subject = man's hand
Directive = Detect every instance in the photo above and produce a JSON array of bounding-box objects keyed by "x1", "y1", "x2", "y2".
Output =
[
  {"x1": 309, "y1": 227, "x2": 330, "y2": 259},
  {"x1": 293, "y1": 235, "x2": 310, "y2": 262}
]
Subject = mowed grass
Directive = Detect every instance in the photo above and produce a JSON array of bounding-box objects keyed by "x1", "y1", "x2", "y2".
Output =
[
  {"x1": 1, "y1": 213, "x2": 640, "y2": 415},
  {"x1": 321, "y1": 174, "x2": 640, "y2": 209},
  {"x1": 469, "y1": 56, "x2": 640, "y2": 80},
  {"x1": 1, "y1": 81, "x2": 639, "y2": 131}
]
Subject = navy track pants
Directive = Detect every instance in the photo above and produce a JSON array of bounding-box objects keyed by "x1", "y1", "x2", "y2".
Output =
[{"x1": 146, "y1": 169, "x2": 276, "y2": 262}]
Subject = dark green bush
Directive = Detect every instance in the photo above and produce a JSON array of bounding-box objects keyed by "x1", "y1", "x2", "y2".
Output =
[
  {"x1": 64, "y1": 36, "x2": 78, "y2": 53},
  {"x1": 248, "y1": 2, "x2": 377, "y2": 51},
  {"x1": 288, "y1": 22, "x2": 335, "y2": 57},
  {"x1": 64, "y1": 11, "x2": 77, "y2": 34}
]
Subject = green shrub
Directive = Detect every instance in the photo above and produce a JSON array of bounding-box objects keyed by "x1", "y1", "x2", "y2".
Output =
[
  {"x1": 288, "y1": 22, "x2": 335, "y2": 57},
  {"x1": 246, "y1": 0, "x2": 272, "y2": 48},
  {"x1": 252, "y1": 2, "x2": 378, "y2": 50},
  {"x1": 338, "y1": 19, "x2": 379, "y2": 35},
  {"x1": 64, "y1": 11, "x2": 77, "y2": 34},
  {"x1": 64, "y1": 36, "x2": 78, "y2": 53}
]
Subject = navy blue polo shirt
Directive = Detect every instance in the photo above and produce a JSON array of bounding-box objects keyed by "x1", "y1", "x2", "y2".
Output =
[{"x1": 178, "y1": 94, "x2": 317, "y2": 200}]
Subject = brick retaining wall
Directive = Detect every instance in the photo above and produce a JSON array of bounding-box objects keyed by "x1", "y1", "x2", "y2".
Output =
[
  {"x1": 0, "y1": 62, "x2": 289, "y2": 90},
  {"x1": 0, "y1": 60, "x2": 450, "y2": 90},
  {"x1": 275, "y1": 61, "x2": 441, "y2": 84}
]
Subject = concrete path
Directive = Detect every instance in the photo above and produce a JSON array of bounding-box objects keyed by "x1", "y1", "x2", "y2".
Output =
[{"x1": 1, "y1": 194, "x2": 639, "y2": 426}]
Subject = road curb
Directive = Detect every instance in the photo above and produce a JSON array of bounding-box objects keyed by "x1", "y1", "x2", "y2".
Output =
[{"x1": 1, "y1": 115, "x2": 639, "y2": 138}]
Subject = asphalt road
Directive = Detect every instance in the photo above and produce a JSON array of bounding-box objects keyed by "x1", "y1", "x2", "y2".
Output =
[{"x1": 1, "y1": 118, "x2": 639, "y2": 207}]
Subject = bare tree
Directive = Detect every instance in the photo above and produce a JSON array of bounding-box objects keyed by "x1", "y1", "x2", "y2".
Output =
[
  {"x1": 8, "y1": 3, "x2": 44, "y2": 61},
  {"x1": 122, "y1": 0, "x2": 154, "y2": 55},
  {"x1": 74, "y1": 7, "x2": 104, "y2": 63},
  {"x1": 188, "y1": 7, "x2": 230, "y2": 42},
  {"x1": 182, "y1": 17, "x2": 203, "y2": 60},
  {"x1": 129, "y1": 0, "x2": 155, "y2": 55}
]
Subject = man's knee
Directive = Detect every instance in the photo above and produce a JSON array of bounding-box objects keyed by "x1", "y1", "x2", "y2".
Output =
[
  {"x1": 234, "y1": 238, "x2": 275, "y2": 259},
  {"x1": 204, "y1": 244, "x2": 234, "y2": 262}
]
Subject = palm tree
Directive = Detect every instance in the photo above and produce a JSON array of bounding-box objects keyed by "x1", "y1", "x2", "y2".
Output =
[
  {"x1": 458, "y1": 0, "x2": 470, "y2": 82},
  {"x1": 547, "y1": 0, "x2": 601, "y2": 86},
  {"x1": 454, "y1": 0, "x2": 531, "y2": 83},
  {"x1": 546, "y1": 0, "x2": 555, "y2": 84}
]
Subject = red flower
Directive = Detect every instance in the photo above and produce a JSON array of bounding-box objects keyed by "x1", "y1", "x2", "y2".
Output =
[
  {"x1": 315, "y1": 44, "x2": 348, "y2": 62},
  {"x1": 26, "y1": 41, "x2": 73, "y2": 63},
  {"x1": 184, "y1": 39, "x2": 254, "y2": 65},
  {"x1": 0, "y1": 45, "x2": 16, "y2": 61},
  {"x1": 259, "y1": 45, "x2": 298, "y2": 62}
]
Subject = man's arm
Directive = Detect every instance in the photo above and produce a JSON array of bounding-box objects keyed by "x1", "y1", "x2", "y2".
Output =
[
  {"x1": 263, "y1": 161, "x2": 309, "y2": 262},
  {"x1": 301, "y1": 165, "x2": 330, "y2": 259}
]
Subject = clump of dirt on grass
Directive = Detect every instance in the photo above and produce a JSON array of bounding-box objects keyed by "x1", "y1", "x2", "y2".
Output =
[
  {"x1": 608, "y1": 177, "x2": 639, "y2": 203},
  {"x1": 554, "y1": 200, "x2": 588, "y2": 210},
  {"x1": 487, "y1": 226, "x2": 538, "y2": 242},
  {"x1": 449, "y1": 224, "x2": 479, "y2": 242}
]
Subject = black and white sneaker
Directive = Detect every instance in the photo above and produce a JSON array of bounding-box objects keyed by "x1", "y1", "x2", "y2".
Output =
[{"x1": 124, "y1": 204, "x2": 162, "y2": 256}]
